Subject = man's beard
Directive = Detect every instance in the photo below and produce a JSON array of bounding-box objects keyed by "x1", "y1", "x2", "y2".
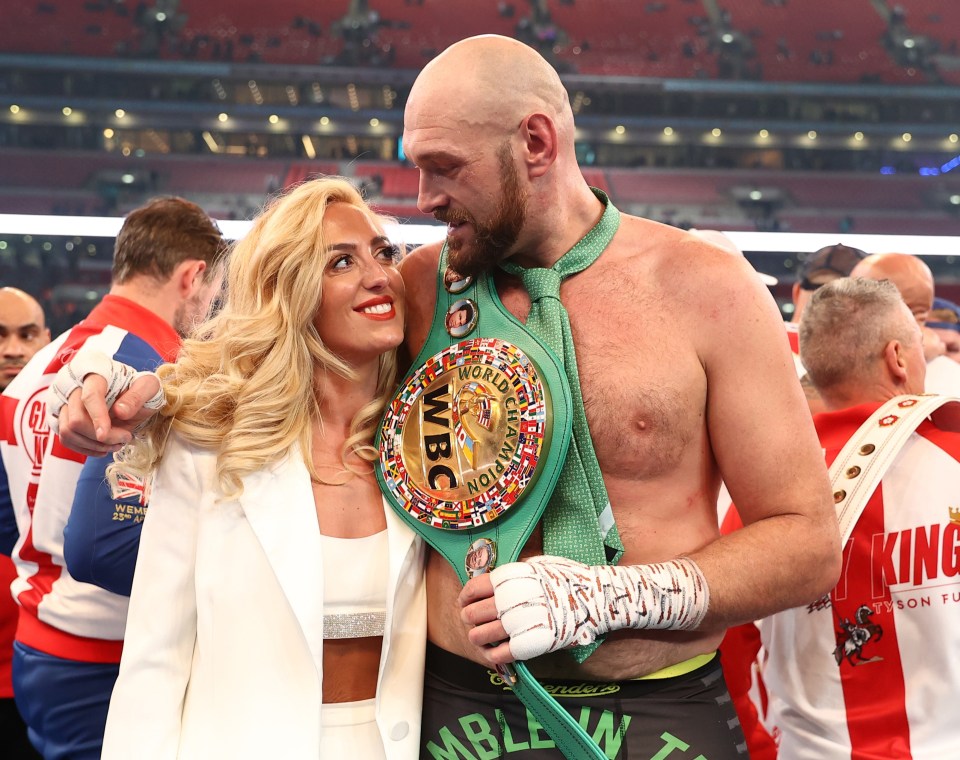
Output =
[
  {"x1": 174, "y1": 296, "x2": 205, "y2": 339},
  {"x1": 439, "y1": 144, "x2": 528, "y2": 279}
]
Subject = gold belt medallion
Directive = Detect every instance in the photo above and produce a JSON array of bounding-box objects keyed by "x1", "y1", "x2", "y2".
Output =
[{"x1": 380, "y1": 337, "x2": 551, "y2": 529}]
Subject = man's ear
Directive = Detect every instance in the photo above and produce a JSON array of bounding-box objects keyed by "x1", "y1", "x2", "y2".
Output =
[
  {"x1": 883, "y1": 339, "x2": 908, "y2": 382},
  {"x1": 520, "y1": 113, "x2": 558, "y2": 178},
  {"x1": 175, "y1": 259, "x2": 207, "y2": 299}
]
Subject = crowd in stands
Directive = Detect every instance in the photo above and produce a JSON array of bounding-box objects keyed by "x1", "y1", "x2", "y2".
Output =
[{"x1": 3, "y1": 0, "x2": 960, "y2": 83}]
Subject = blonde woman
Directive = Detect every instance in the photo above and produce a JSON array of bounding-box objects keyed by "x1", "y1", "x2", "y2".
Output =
[{"x1": 100, "y1": 178, "x2": 426, "y2": 760}]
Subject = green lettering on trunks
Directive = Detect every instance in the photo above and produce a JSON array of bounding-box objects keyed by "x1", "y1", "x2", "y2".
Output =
[
  {"x1": 650, "y1": 731, "x2": 707, "y2": 760},
  {"x1": 460, "y1": 713, "x2": 500, "y2": 759},
  {"x1": 426, "y1": 706, "x2": 653, "y2": 758},
  {"x1": 425, "y1": 726, "x2": 478, "y2": 760},
  {"x1": 577, "y1": 707, "x2": 632, "y2": 759},
  {"x1": 495, "y1": 709, "x2": 529, "y2": 752}
]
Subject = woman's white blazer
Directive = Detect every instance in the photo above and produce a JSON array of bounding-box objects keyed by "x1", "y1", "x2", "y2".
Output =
[{"x1": 101, "y1": 431, "x2": 427, "y2": 760}]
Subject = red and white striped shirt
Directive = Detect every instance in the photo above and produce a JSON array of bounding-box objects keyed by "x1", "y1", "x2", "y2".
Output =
[
  {"x1": 0, "y1": 295, "x2": 178, "y2": 662},
  {"x1": 761, "y1": 401, "x2": 960, "y2": 760}
]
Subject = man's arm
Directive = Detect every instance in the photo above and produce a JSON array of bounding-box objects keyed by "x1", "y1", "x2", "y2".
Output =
[
  {"x1": 63, "y1": 453, "x2": 147, "y2": 595},
  {"x1": 56, "y1": 241, "x2": 442, "y2": 453},
  {"x1": 59, "y1": 341, "x2": 165, "y2": 590},
  {"x1": 459, "y1": 243, "x2": 840, "y2": 663},
  {"x1": 52, "y1": 363, "x2": 161, "y2": 457},
  {"x1": 688, "y1": 246, "x2": 840, "y2": 626}
]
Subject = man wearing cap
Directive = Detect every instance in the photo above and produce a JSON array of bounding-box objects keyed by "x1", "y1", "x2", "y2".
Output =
[{"x1": 787, "y1": 244, "x2": 868, "y2": 372}]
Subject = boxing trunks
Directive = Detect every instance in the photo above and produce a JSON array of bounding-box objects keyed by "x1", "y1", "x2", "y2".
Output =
[{"x1": 422, "y1": 643, "x2": 747, "y2": 759}]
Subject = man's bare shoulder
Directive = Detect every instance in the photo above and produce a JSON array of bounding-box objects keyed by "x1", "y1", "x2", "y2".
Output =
[
  {"x1": 610, "y1": 215, "x2": 718, "y2": 265},
  {"x1": 400, "y1": 241, "x2": 443, "y2": 284},
  {"x1": 609, "y1": 216, "x2": 760, "y2": 307},
  {"x1": 400, "y1": 241, "x2": 442, "y2": 299}
]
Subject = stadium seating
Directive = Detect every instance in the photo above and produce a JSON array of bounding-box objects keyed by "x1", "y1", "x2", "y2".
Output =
[{"x1": 0, "y1": 0, "x2": 938, "y2": 84}]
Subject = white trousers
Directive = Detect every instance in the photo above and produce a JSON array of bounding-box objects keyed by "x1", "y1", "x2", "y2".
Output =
[{"x1": 320, "y1": 698, "x2": 384, "y2": 759}]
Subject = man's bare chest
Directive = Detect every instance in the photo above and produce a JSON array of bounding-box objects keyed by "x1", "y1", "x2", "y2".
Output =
[{"x1": 496, "y1": 278, "x2": 706, "y2": 481}]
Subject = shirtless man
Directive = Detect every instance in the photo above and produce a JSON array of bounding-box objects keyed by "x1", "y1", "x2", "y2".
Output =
[{"x1": 54, "y1": 35, "x2": 839, "y2": 759}]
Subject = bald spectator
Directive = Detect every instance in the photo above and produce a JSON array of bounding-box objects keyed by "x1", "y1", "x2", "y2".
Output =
[
  {"x1": 0, "y1": 288, "x2": 47, "y2": 759},
  {"x1": 0, "y1": 288, "x2": 50, "y2": 392},
  {"x1": 850, "y1": 252, "x2": 934, "y2": 326},
  {"x1": 850, "y1": 252, "x2": 960, "y2": 394}
]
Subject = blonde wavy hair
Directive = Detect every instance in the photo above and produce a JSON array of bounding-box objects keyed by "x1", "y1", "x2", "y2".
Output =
[{"x1": 110, "y1": 177, "x2": 400, "y2": 498}]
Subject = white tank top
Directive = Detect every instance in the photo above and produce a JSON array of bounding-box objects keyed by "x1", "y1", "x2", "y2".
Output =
[{"x1": 321, "y1": 530, "x2": 388, "y2": 639}]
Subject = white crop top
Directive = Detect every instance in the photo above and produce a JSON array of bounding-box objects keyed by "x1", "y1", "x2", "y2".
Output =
[{"x1": 321, "y1": 530, "x2": 388, "y2": 639}]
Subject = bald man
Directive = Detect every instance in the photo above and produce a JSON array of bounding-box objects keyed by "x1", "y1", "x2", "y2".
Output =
[
  {"x1": 54, "y1": 35, "x2": 839, "y2": 759},
  {"x1": 403, "y1": 34, "x2": 835, "y2": 758},
  {"x1": 850, "y1": 252, "x2": 960, "y2": 395},
  {"x1": 0, "y1": 288, "x2": 50, "y2": 392}
]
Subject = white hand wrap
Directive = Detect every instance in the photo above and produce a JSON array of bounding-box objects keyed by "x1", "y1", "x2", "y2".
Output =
[
  {"x1": 46, "y1": 348, "x2": 164, "y2": 434},
  {"x1": 489, "y1": 555, "x2": 709, "y2": 662}
]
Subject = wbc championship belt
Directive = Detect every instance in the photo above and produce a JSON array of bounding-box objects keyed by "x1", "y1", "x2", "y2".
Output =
[
  {"x1": 376, "y1": 249, "x2": 608, "y2": 760},
  {"x1": 377, "y1": 247, "x2": 571, "y2": 583}
]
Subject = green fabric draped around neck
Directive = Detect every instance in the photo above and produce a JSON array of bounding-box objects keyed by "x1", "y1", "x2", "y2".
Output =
[{"x1": 500, "y1": 188, "x2": 623, "y2": 663}]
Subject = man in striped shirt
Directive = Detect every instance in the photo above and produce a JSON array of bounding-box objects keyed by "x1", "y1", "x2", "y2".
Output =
[
  {"x1": 762, "y1": 276, "x2": 960, "y2": 759},
  {"x1": 0, "y1": 197, "x2": 226, "y2": 760}
]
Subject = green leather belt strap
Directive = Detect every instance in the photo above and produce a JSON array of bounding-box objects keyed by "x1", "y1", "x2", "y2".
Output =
[{"x1": 376, "y1": 248, "x2": 606, "y2": 760}]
